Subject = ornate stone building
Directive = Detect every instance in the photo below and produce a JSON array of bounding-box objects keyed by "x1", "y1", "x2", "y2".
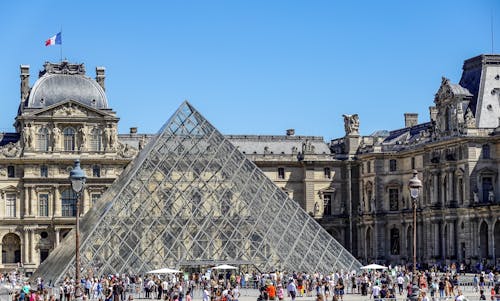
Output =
[
  {"x1": 0, "y1": 61, "x2": 140, "y2": 273},
  {"x1": 1, "y1": 54, "x2": 499, "y2": 274},
  {"x1": 334, "y1": 54, "x2": 500, "y2": 268}
]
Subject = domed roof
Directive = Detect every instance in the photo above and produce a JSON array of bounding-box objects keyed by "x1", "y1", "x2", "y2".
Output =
[{"x1": 25, "y1": 62, "x2": 108, "y2": 109}]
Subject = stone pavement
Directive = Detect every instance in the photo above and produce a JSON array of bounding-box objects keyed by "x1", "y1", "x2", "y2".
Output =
[{"x1": 131, "y1": 287, "x2": 487, "y2": 301}]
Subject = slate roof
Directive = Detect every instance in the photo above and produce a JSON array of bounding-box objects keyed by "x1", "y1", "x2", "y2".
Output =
[
  {"x1": 25, "y1": 73, "x2": 108, "y2": 109},
  {"x1": 226, "y1": 135, "x2": 331, "y2": 155},
  {"x1": 449, "y1": 83, "x2": 473, "y2": 97}
]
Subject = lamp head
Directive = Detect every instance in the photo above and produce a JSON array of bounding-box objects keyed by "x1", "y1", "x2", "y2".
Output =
[
  {"x1": 408, "y1": 170, "x2": 422, "y2": 199},
  {"x1": 70, "y1": 159, "x2": 87, "y2": 193}
]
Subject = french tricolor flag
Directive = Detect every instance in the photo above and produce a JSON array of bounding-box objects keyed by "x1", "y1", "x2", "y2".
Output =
[{"x1": 45, "y1": 32, "x2": 62, "y2": 46}]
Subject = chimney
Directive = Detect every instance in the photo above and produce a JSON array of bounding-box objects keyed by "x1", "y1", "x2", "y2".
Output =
[
  {"x1": 429, "y1": 106, "x2": 438, "y2": 122},
  {"x1": 286, "y1": 129, "x2": 295, "y2": 136},
  {"x1": 20, "y1": 65, "x2": 30, "y2": 101},
  {"x1": 95, "y1": 67, "x2": 106, "y2": 91},
  {"x1": 130, "y1": 127, "x2": 138, "y2": 134},
  {"x1": 404, "y1": 113, "x2": 418, "y2": 128}
]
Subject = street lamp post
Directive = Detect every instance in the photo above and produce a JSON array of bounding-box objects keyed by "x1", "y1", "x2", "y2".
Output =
[
  {"x1": 70, "y1": 159, "x2": 86, "y2": 297},
  {"x1": 408, "y1": 170, "x2": 422, "y2": 274}
]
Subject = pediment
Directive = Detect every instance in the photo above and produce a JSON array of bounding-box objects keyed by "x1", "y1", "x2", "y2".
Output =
[
  {"x1": 31, "y1": 100, "x2": 113, "y2": 119},
  {"x1": 0, "y1": 185, "x2": 20, "y2": 193}
]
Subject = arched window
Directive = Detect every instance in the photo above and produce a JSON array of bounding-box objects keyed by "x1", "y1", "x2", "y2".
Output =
[
  {"x1": 90, "y1": 128, "x2": 103, "y2": 151},
  {"x1": 61, "y1": 189, "x2": 77, "y2": 217},
  {"x1": 63, "y1": 127, "x2": 76, "y2": 151},
  {"x1": 37, "y1": 127, "x2": 50, "y2": 151}
]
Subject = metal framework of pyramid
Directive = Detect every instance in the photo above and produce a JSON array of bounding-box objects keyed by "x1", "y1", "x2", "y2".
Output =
[{"x1": 33, "y1": 102, "x2": 361, "y2": 283}]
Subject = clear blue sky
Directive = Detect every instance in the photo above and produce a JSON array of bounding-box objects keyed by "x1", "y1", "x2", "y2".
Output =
[{"x1": 0, "y1": 1, "x2": 499, "y2": 140}]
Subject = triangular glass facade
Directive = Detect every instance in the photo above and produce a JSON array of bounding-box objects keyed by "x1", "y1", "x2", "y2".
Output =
[{"x1": 33, "y1": 102, "x2": 361, "y2": 283}]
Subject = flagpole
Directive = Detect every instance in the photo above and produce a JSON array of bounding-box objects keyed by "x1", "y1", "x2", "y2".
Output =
[{"x1": 60, "y1": 26, "x2": 63, "y2": 62}]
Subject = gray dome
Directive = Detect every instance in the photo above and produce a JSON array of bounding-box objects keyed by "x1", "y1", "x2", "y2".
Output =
[{"x1": 26, "y1": 73, "x2": 108, "y2": 109}]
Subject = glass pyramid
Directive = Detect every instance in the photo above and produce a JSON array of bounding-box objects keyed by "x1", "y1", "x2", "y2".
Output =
[{"x1": 33, "y1": 101, "x2": 361, "y2": 284}]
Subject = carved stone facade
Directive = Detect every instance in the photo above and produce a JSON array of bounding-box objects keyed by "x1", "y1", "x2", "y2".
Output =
[
  {"x1": 0, "y1": 62, "x2": 137, "y2": 273},
  {"x1": 333, "y1": 54, "x2": 500, "y2": 268}
]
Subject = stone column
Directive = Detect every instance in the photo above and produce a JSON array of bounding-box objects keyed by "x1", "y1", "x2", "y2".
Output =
[
  {"x1": 29, "y1": 229, "x2": 35, "y2": 264},
  {"x1": 54, "y1": 186, "x2": 61, "y2": 217},
  {"x1": 23, "y1": 187, "x2": 29, "y2": 217},
  {"x1": 433, "y1": 172, "x2": 439, "y2": 205},
  {"x1": 55, "y1": 228, "x2": 60, "y2": 247},
  {"x1": 489, "y1": 221, "x2": 495, "y2": 261},
  {"x1": 83, "y1": 188, "x2": 90, "y2": 214},
  {"x1": 30, "y1": 187, "x2": 36, "y2": 216},
  {"x1": 23, "y1": 230, "x2": 29, "y2": 264},
  {"x1": 450, "y1": 221, "x2": 455, "y2": 257},
  {"x1": 0, "y1": 243, "x2": 3, "y2": 265}
]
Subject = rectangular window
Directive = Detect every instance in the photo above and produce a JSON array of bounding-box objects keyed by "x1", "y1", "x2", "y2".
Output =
[
  {"x1": 389, "y1": 159, "x2": 397, "y2": 172},
  {"x1": 367, "y1": 161, "x2": 371, "y2": 173},
  {"x1": 92, "y1": 166, "x2": 101, "y2": 178},
  {"x1": 39, "y1": 194, "x2": 49, "y2": 217},
  {"x1": 389, "y1": 188, "x2": 399, "y2": 211},
  {"x1": 324, "y1": 167, "x2": 331, "y2": 179},
  {"x1": 7, "y1": 166, "x2": 15, "y2": 178},
  {"x1": 411, "y1": 157, "x2": 416, "y2": 170},
  {"x1": 5, "y1": 193, "x2": 16, "y2": 217},
  {"x1": 91, "y1": 193, "x2": 101, "y2": 205},
  {"x1": 40, "y1": 166, "x2": 48, "y2": 178},
  {"x1": 483, "y1": 144, "x2": 491, "y2": 159},
  {"x1": 323, "y1": 194, "x2": 332, "y2": 215},
  {"x1": 278, "y1": 168, "x2": 285, "y2": 179}
]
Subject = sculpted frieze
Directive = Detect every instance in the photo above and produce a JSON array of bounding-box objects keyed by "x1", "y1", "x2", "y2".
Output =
[
  {"x1": 53, "y1": 103, "x2": 87, "y2": 117},
  {"x1": 0, "y1": 142, "x2": 21, "y2": 157}
]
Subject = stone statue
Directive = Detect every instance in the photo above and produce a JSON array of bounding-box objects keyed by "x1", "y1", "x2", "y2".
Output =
[
  {"x1": 465, "y1": 108, "x2": 476, "y2": 128},
  {"x1": 302, "y1": 140, "x2": 315, "y2": 154},
  {"x1": 52, "y1": 126, "x2": 61, "y2": 150},
  {"x1": 488, "y1": 190, "x2": 495, "y2": 203},
  {"x1": 473, "y1": 189, "x2": 479, "y2": 203},
  {"x1": 343, "y1": 114, "x2": 360, "y2": 136},
  {"x1": 110, "y1": 125, "x2": 117, "y2": 150},
  {"x1": 138, "y1": 136, "x2": 146, "y2": 150},
  {"x1": 79, "y1": 127, "x2": 87, "y2": 150}
]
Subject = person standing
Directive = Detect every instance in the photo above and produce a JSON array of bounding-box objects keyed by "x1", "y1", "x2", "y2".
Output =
[
  {"x1": 287, "y1": 280, "x2": 297, "y2": 301},
  {"x1": 203, "y1": 287, "x2": 210, "y2": 301}
]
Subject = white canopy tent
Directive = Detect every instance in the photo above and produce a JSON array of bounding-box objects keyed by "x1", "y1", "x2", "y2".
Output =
[
  {"x1": 360, "y1": 264, "x2": 388, "y2": 270},
  {"x1": 146, "y1": 268, "x2": 182, "y2": 274},
  {"x1": 211, "y1": 264, "x2": 238, "y2": 270}
]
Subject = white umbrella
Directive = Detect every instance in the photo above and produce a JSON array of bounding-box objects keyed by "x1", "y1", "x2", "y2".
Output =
[
  {"x1": 360, "y1": 264, "x2": 388, "y2": 270},
  {"x1": 212, "y1": 264, "x2": 237, "y2": 270},
  {"x1": 146, "y1": 268, "x2": 182, "y2": 274}
]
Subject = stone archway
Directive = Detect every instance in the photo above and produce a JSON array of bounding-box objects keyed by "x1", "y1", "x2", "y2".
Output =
[
  {"x1": 2, "y1": 233, "x2": 21, "y2": 264},
  {"x1": 494, "y1": 222, "x2": 500, "y2": 260},
  {"x1": 480, "y1": 221, "x2": 489, "y2": 259}
]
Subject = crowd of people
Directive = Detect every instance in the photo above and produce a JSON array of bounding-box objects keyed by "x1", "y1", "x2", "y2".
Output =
[{"x1": 3, "y1": 266, "x2": 500, "y2": 301}]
